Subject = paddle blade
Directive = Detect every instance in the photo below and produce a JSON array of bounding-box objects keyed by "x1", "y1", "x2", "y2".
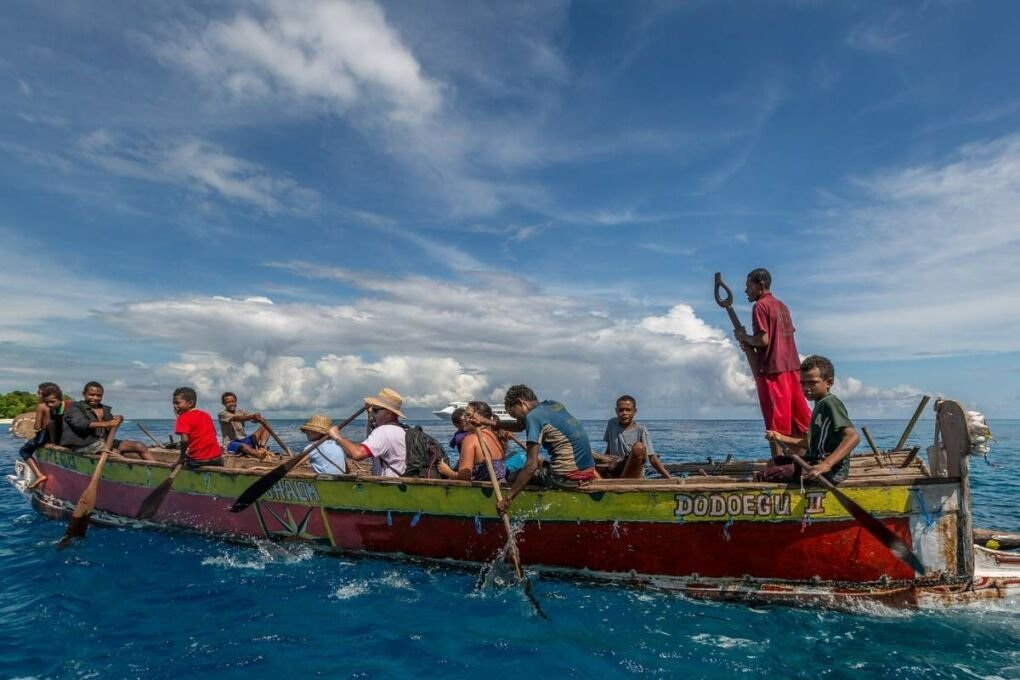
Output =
[
  {"x1": 136, "y1": 479, "x2": 172, "y2": 520},
  {"x1": 230, "y1": 455, "x2": 305, "y2": 513},
  {"x1": 57, "y1": 511, "x2": 91, "y2": 550},
  {"x1": 831, "y1": 486, "x2": 926, "y2": 575}
]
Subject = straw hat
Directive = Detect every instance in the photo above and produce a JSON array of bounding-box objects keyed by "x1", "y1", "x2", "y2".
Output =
[
  {"x1": 364, "y1": 387, "x2": 405, "y2": 418},
  {"x1": 300, "y1": 413, "x2": 333, "y2": 435}
]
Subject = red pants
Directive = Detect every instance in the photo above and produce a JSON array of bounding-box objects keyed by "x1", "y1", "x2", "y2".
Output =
[{"x1": 755, "y1": 370, "x2": 810, "y2": 435}]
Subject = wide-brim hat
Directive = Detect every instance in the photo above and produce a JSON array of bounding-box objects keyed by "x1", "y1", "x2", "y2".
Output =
[
  {"x1": 364, "y1": 387, "x2": 405, "y2": 418},
  {"x1": 300, "y1": 413, "x2": 333, "y2": 435}
]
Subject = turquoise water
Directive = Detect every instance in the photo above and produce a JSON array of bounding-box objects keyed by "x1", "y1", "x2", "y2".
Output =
[{"x1": 2, "y1": 419, "x2": 1019, "y2": 678}]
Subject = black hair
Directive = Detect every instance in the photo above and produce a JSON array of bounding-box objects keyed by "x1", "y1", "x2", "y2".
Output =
[
  {"x1": 221, "y1": 391, "x2": 237, "y2": 405},
  {"x1": 467, "y1": 401, "x2": 493, "y2": 420},
  {"x1": 800, "y1": 355, "x2": 835, "y2": 381},
  {"x1": 173, "y1": 386, "x2": 198, "y2": 404},
  {"x1": 616, "y1": 395, "x2": 637, "y2": 408},
  {"x1": 83, "y1": 381, "x2": 103, "y2": 394},
  {"x1": 504, "y1": 384, "x2": 538, "y2": 412},
  {"x1": 451, "y1": 407, "x2": 466, "y2": 427},
  {"x1": 747, "y1": 268, "x2": 772, "y2": 289},
  {"x1": 40, "y1": 384, "x2": 62, "y2": 399}
]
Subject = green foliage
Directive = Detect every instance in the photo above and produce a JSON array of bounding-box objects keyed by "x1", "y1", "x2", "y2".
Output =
[{"x1": 0, "y1": 390, "x2": 38, "y2": 418}]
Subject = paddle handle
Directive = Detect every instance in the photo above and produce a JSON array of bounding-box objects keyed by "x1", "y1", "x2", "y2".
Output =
[
  {"x1": 260, "y1": 419, "x2": 293, "y2": 456},
  {"x1": 477, "y1": 429, "x2": 524, "y2": 580},
  {"x1": 714, "y1": 273, "x2": 759, "y2": 375},
  {"x1": 137, "y1": 422, "x2": 163, "y2": 448},
  {"x1": 894, "y1": 395, "x2": 930, "y2": 452}
]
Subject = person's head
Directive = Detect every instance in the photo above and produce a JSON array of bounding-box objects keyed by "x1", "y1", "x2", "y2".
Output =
[
  {"x1": 37, "y1": 382, "x2": 59, "y2": 399},
  {"x1": 82, "y1": 381, "x2": 104, "y2": 407},
  {"x1": 364, "y1": 387, "x2": 405, "y2": 425},
  {"x1": 451, "y1": 407, "x2": 466, "y2": 431},
  {"x1": 41, "y1": 384, "x2": 63, "y2": 409},
  {"x1": 504, "y1": 384, "x2": 538, "y2": 421},
  {"x1": 41, "y1": 385, "x2": 62, "y2": 407},
  {"x1": 615, "y1": 395, "x2": 637, "y2": 427},
  {"x1": 464, "y1": 401, "x2": 493, "y2": 432},
  {"x1": 800, "y1": 355, "x2": 835, "y2": 401},
  {"x1": 221, "y1": 392, "x2": 238, "y2": 411},
  {"x1": 173, "y1": 386, "x2": 198, "y2": 415},
  {"x1": 745, "y1": 268, "x2": 772, "y2": 302},
  {"x1": 300, "y1": 414, "x2": 332, "y2": 441}
]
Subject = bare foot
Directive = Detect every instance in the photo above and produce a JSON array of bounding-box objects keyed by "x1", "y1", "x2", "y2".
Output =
[{"x1": 28, "y1": 475, "x2": 48, "y2": 490}]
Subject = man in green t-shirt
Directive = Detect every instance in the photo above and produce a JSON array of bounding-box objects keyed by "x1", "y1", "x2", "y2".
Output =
[{"x1": 765, "y1": 355, "x2": 860, "y2": 484}]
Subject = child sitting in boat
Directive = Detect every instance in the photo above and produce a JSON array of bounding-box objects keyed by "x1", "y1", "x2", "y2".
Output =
[
  {"x1": 61, "y1": 381, "x2": 154, "y2": 461},
  {"x1": 18, "y1": 382, "x2": 68, "y2": 489},
  {"x1": 595, "y1": 395, "x2": 671, "y2": 479},
  {"x1": 448, "y1": 407, "x2": 468, "y2": 456},
  {"x1": 764, "y1": 355, "x2": 860, "y2": 485},
  {"x1": 172, "y1": 386, "x2": 225, "y2": 469},
  {"x1": 298, "y1": 414, "x2": 348, "y2": 475},
  {"x1": 437, "y1": 401, "x2": 506, "y2": 481}
]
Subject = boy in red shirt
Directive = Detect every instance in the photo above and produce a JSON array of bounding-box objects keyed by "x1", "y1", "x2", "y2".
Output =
[
  {"x1": 172, "y1": 386, "x2": 224, "y2": 469},
  {"x1": 734, "y1": 268, "x2": 812, "y2": 459}
]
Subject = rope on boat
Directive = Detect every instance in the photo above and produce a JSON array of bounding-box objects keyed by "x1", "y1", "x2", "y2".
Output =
[
  {"x1": 474, "y1": 515, "x2": 483, "y2": 535},
  {"x1": 410, "y1": 511, "x2": 422, "y2": 528},
  {"x1": 722, "y1": 516, "x2": 733, "y2": 542},
  {"x1": 911, "y1": 487, "x2": 944, "y2": 533},
  {"x1": 800, "y1": 512, "x2": 812, "y2": 534},
  {"x1": 611, "y1": 519, "x2": 620, "y2": 539},
  {"x1": 386, "y1": 510, "x2": 392, "y2": 526}
]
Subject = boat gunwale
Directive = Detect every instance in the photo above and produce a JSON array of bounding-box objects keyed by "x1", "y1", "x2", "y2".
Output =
[{"x1": 35, "y1": 444, "x2": 952, "y2": 494}]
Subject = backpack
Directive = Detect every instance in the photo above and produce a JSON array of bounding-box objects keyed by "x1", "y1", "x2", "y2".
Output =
[{"x1": 401, "y1": 425, "x2": 450, "y2": 478}]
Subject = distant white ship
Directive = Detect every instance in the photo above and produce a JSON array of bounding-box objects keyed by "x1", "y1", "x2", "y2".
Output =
[{"x1": 432, "y1": 401, "x2": 518, "y2": 425}]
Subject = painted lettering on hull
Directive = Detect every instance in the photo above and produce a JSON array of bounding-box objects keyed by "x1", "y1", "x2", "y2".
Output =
[
  {"x1": 263, "y1": 480, "x2": 320, "y2": 504},
  {"x1": 674, "y1": 492, "x2": 798, "y2": 520}
]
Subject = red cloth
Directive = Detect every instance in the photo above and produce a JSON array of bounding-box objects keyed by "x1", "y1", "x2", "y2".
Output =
[
  {"x1": 755, "y1": 370, "x2": 811, "y2": 435},
  {"x1": 563, "y1": 468, "x2": 597, "y2": 481},
  {"x1": 174, "y1": 409, "x2": 222, "y2": 461},
  {"x1": 751, "y1": 292, "x2": 801, "y2": 376}
]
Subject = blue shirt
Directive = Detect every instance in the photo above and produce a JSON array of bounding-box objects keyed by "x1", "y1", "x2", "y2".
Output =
[
  {"x1": 306, "y1": 439, "x2": 347, "y2": 475},
  {"x1": 525, "y1": 400, "x2": 594, "y2": 477}
]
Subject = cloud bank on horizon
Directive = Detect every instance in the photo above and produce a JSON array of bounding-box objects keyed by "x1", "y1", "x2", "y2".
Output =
[{"x1": 1, "y1": 0, "x2": 1018, "y2": 418}]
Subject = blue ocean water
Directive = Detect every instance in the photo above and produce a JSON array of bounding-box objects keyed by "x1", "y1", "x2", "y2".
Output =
[{"x1": 2, "y1": 418, "x2": 1019, "y2": 679}]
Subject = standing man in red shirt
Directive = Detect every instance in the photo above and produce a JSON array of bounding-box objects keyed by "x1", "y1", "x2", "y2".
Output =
[{"x1": 734, "y1": 268, "x2": 811, "y2": 459}]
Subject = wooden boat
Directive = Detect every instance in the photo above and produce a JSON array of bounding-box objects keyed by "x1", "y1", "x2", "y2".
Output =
[{"x1": 8, "y1": 398, "x2": 1020, "y2": 608}]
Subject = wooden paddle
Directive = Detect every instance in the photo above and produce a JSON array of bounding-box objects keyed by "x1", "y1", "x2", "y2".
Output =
[
  {"x1": 476, "y1": 428, "x2": 547, "y2": 619},
  {"x1": 135, "y1": 456, "x2": 187, "y2": 520},
  {"x1": 781, "y1": 445, "x2": 926, "y2": 575},
  {"x1": 137, "y1": 422, "x2": 164, "y2": 448},
  {"x1": 57, "y1": 424, "x2": 120, "y2": 549},
  {"x1": 230, "y1": 406, "x2": 366, "y2": 513},
  {"x1": 259, "y1": 417, "x2": 293, "y2": 457},
  {"x1": 714, "y1": 272, "x2": 759, "y2": 374}
]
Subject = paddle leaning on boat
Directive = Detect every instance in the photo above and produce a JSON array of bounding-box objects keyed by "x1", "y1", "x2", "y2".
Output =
[{"x1": 6, "y1": 269, "x2": 1015, "y2": 608}]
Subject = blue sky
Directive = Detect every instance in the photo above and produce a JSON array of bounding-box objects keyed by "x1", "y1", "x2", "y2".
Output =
[{"x1": 1, "y1": 0, "x2": 1019, "y2": 420}]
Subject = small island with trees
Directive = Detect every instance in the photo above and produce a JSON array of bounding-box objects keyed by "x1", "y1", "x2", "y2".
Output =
[{"x1": 0, "y1": 390, "x2": 38, "y2": 424}]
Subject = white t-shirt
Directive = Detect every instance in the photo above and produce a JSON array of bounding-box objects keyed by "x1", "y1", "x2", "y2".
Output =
[{"x1": 362, "y1": 423, "x2": 407, "y2": 477}]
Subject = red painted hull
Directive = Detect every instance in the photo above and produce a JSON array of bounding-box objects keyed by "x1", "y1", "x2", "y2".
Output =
[{"x1": 35, "y1": 458, "x2": 913, "y2": 582}]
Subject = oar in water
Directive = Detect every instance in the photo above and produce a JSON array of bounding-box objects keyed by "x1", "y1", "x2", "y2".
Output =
[
  {"x1": 230, "y1": 406, "x2": 366, "y2": 513},
  {"x1": 57, "y1": 424, "x2": 120, "y2": 549},
  {"x1": 259, "y1": 418, "x2": 293, "y2": 457},
  {"x1": 714, "y1": 272, "x2": 759, "y2": 374},
  {"x1": 135, "y1": 456, "x2": 187, "y2": 520},
  {"x1": 782, "y1": 445, "x2": 926, "y2": 575},
  {"x1": 476, "y1": 428, "x2": 547, "y2": 619}
]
